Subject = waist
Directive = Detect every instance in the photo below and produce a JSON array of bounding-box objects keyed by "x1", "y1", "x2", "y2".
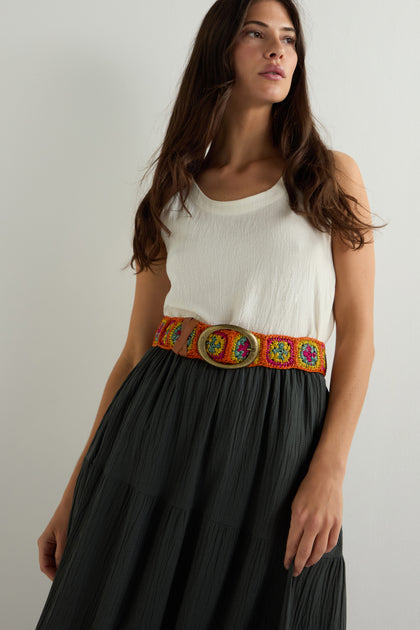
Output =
[{"x1": 152, "y1": 316, "x2": 327, "y2": 376}]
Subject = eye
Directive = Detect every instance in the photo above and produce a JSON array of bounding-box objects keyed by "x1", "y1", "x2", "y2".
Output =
[
  {"x1": 244, "y1": 30, "x2": 296, "y2": 46},
  {"x1": 246, "y1": 29, "x2": 263, "y2": 38}
]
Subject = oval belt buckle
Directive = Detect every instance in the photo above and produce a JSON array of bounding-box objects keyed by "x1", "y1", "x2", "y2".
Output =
[{"x1": 197, "y1": 324, "x2": 259, "y2": 369}]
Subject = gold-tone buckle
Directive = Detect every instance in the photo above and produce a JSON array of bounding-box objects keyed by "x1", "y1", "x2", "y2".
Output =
[{"x1": 197, "y1": 324, "x2": 259, "y2": 369}]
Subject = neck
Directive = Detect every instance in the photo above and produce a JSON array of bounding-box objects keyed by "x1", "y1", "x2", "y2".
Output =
[{"x1": 204, "y1": 101, "x2": 282, "y2": 173}]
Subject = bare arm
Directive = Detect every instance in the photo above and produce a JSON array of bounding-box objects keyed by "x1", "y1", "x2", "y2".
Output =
[
  {"x1": 308, "y1": 151, "x2": 376, "y2": 481},
  {"x1": 284, "y1": 151, "x2": 375, "y2": 576},
  {"x1": 59, "y1": 255, "x2": 171, "y2": 509},
  {"x1": 58, "y1": 354, "x2": 140, "y2": 508}
]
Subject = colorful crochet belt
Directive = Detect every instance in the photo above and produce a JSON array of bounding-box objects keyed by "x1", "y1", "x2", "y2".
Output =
[{"x1": 152, "y1": 316, "x2": 327, "y2": 375}]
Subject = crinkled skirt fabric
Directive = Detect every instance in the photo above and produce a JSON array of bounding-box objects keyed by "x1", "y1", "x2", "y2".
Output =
[{"x1": 35, "y1": 345, "x2": 346, "y2": 630}]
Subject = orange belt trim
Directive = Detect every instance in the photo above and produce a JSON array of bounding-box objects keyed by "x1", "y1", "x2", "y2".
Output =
[{"x1": 152, "y1": 316, "x2": 327, "y2": 376}]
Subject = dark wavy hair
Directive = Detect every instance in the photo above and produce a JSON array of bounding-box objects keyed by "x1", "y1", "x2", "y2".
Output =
[{"x1": 126, "y1": 0, "x2": 386, "y2": 274}]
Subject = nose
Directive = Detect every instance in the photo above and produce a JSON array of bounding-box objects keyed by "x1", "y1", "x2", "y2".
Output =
[{"x1": 265, "y1": 37, "x2": 285, "y2": 59}]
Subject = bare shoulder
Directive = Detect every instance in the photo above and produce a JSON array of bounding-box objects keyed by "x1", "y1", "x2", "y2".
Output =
[
  {"x1": 329, "y1": 150, "x2": 375, "y2": 343},
  {"x1": 331, "y1": 150, "x2": 362, "y2": 183},
  {"x1": 330, "y1": 150, "x2": 372, "y2": 233}
]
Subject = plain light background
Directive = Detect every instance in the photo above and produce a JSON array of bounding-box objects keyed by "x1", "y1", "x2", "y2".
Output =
[{"x1": 1, "y1": 1, "x2": 419, "y2": 628}]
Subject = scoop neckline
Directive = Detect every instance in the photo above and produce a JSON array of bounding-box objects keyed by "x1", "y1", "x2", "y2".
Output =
[{"x1": 189, "y1": 174, "x2": 285, "y2": 215}]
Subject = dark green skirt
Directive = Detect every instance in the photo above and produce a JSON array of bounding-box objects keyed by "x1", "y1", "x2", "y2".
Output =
[{"x1": 35, "y1": 344, "x2": 346, "y2": 629}]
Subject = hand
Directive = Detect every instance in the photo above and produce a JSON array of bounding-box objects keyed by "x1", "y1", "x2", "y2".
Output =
[
  {"x1": 37, "y1": 499, "x2": 72, "y2": 581},
  {"x1": 283, "y1": 463, "x2": 343, "y2": 577}
]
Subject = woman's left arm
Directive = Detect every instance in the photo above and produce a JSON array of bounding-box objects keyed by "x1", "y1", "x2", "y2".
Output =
[
  {"x1": 284, "y1": 151, "x2": 375, "y2": 576},
  {"x1": 309, "y1": 150, "x2": 375, "y2": 478}
]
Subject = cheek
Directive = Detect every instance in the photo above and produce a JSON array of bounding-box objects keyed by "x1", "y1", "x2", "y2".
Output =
[{"x1": 232, "y1": 44, "x2": 257, "y2": 78}]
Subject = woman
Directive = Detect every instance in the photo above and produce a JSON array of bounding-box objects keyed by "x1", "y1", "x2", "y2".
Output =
[{"x1": 36, "y1": 0, "x2": 382, "y2": 628}]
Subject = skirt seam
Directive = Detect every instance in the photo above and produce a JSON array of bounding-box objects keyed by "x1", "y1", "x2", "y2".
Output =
[{"x1": 84, "y1": 456, "x2": 343, "y2": 560}]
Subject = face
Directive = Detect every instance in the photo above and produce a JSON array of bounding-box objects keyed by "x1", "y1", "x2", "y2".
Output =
[{"x1": 231, "y1": 0, "x2": 298, "y2": 105}]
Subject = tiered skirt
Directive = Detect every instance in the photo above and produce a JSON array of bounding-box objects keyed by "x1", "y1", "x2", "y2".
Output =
[{"x1": 35, "y1": 343, "x2": 346, "y2": 629}]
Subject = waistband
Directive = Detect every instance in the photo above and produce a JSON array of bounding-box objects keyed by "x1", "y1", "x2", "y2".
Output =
[{"x1": 152, "y1": 316, "x2": 327, "y2": 375}]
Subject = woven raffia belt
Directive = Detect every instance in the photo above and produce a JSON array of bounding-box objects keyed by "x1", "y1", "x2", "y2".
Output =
[{"x1": 152, "y1": 316, "x2": 327, "y2": 375}]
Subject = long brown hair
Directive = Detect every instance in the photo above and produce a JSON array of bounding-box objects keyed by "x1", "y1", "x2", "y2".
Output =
[{"x1": 126, "y1": 0, "x2": 386, "y2": 274}]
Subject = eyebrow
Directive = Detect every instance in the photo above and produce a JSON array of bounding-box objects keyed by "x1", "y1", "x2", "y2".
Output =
[{"x1": 243, "y1": 20, "x2": 296, "y2": 34}]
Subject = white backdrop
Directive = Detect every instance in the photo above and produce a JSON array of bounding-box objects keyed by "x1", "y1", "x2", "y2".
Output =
[{"x1": 1, "y1": 1, "x2": 419, "y2": 628}]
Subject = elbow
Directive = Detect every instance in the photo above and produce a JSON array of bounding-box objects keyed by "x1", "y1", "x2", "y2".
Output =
[{"x1": 336, "y1": 329, "x2": 375, "y2": 360}]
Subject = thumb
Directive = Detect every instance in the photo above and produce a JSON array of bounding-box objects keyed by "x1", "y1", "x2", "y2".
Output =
[{"x1": 55, "y1": 532, "x2": 67, "y2": 568}]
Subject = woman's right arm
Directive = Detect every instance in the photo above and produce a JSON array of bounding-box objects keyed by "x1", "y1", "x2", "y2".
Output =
[
  {"x1": 37, "y1": 255, "x2": 171, "y2": 579},
  {"x1": 60, "y1": 255, "x2": 171, "y2": 508}
]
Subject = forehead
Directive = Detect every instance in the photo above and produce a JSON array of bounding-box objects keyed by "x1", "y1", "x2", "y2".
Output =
[{"x1": 244, "y1": 0, "x2": 295, "y2": 30}]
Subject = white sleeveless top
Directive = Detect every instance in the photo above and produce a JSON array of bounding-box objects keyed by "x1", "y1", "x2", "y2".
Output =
[{"x1": 160, "y1": 175, "x2": 336, "y2": 344}]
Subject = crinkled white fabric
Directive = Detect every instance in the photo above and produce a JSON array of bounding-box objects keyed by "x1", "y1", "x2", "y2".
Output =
[{"x1": 161, "y1": 176, "x2": 336, "y2": 344}]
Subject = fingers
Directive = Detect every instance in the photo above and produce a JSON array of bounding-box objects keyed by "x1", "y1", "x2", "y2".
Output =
[
  {"x1": 304, "y1": 530, "x2": 330, "y2": 567},
  {"x1": 283, "y1": 522, "x2": 303, "y2": 573},
  {"x1": 37, "y1": 505, "x2": 71, "y2": 581},
  {"x1": 55, "y1": 534, "x2": 67, "y2": 569},
  {"x1": 283, "y1": 468, "x2": 343, "y2": 577},
  {"x1": 38, "y1": 534, "x2": 58, "y2": 581},
  {"x1": 284, "y1": 517, "x2": 340, "y2": 577},
  {"x1": 326, "y1": 521, "x2": 341, "y2": 552},
  {"x1": 289, "y1": 528, "x2": 318, "y2": 576}
]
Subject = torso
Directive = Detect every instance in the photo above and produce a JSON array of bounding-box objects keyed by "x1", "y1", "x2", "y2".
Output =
[{"x1": 194, "y1": 157, "x2": 285, "y2": 202}]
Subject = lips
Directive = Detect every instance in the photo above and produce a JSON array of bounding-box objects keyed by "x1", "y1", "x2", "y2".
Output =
[{"x1": 259, "y1": 65, "x2": 286, "y2": 78}]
